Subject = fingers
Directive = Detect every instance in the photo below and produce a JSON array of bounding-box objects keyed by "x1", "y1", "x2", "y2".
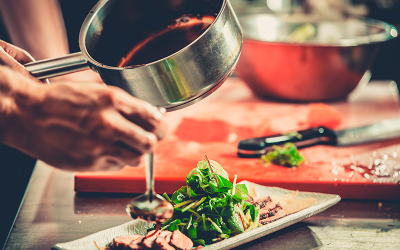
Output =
[
  {"x1": 105, "y1": 144, "x2": 143, "y2": 167},
  {"x1": 83, "y1": 142, "x2": 144, "y2": 172},
  {"x1": 76, "y1": 139, "x2": 145, "y2": 171},
  {"x1": 95, "y1": 90, "x2": 168, "y2": 169},
  {"x1": 0, "y1": 40, "x2": 41, "y2": 83},
  {"x1": 108, "y1": 113, "x2": 159, "y2": 154},
  {"x1": 0, "y1": 40, "x2": 35, "y2": 64},
  {"x1": 109, "y1": 86, "x2": 168, "y2": 140}
]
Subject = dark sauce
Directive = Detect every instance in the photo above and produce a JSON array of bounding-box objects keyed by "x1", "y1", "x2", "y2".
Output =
[{"x1": 117, "y1": 14, "x2": 216, "y2": 67}]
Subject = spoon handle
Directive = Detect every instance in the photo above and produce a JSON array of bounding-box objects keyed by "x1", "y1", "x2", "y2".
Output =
[{"x1": 145, "y1": 152, "x2": 154, "y2": 203}]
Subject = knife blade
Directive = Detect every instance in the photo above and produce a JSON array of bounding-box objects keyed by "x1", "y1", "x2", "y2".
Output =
[{"x1": 237, "y1": 117, "x2": 400, "y2": 158}]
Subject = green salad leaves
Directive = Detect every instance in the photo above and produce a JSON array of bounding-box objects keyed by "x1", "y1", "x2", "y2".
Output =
[
  {"x1": 260, "y1": 142, "x2": 305, "y2": 167},
  {"x1": 162, "y1": 156, "x2": 260, "y2": 246}
]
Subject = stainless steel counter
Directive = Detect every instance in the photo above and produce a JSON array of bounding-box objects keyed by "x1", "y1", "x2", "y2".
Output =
[{"x1": 4, "y1": 161, "x2": 399, "y2": 250}]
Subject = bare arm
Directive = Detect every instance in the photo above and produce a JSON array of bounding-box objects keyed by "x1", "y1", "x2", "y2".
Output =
[
  {"x1": 0, "y1": 0, "x2": 68, "y2": 60},
  {"x1": 0, "y1": 0, "x2": 103, "y2": 83}
]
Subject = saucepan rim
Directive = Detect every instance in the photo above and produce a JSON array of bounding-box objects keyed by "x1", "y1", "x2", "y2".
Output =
[{"x1": 78, "y1": 0, "x2": 228, "y2": 70}]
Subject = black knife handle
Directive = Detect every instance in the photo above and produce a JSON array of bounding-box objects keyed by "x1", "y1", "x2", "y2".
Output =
[{"x1": 237, "y1": 127, "x2": 338, "y2": 158}]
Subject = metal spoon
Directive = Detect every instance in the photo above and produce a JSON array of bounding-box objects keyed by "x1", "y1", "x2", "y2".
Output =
[{"x1": 126, "y1": 152, "x2": 174, "y2": 223}]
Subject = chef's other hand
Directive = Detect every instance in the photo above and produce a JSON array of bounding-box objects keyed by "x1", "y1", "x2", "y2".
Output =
[
  {"x1": 0, "y1": 66, "x2": 167, "y2": 172},
  {"x1": 0, "y1": 39, "x2": 42, "y2": 83},
  {"x1": 0, "y1": 39, "x2": 101, "y2": 85}
]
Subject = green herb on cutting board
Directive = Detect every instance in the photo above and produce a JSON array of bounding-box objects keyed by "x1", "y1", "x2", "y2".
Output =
[
  {"x1": 260, "y1": 142, "x2": 305, "y2": 167},
  {"x1": 162, "y1": 156, "x2": 260, "y2": 246},
  {"x1": 283, "y1": 131, "x2": 303, "y2": 139}
]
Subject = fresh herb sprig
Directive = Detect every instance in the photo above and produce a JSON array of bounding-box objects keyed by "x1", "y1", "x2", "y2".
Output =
[
  {"x1": 162, "y1": 156, "x2": 259, "y2": 246},
  {"x1": 260, "y1": 142, "x2": 305, "y2": 167}
]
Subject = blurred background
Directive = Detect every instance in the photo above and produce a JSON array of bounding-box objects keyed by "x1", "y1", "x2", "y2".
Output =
[
  {"x1": 230, "y1": 0, "x2": 400, "y2": 84},
  {"x1": 0, "y1": 0, "x2": 397, "y2": 83},
  {"x1": 0, "y1": 0, "x2": 400, "y2": 248}
]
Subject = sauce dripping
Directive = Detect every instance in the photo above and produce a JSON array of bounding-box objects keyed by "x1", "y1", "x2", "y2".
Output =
[{"x1": 117, "y1": 14, "x2": 215, "y2": 67}]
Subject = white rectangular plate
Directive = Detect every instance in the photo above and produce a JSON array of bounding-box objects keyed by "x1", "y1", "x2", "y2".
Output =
[{"x1": 52, "y1": 181, "x2": 341, "y2": 250}]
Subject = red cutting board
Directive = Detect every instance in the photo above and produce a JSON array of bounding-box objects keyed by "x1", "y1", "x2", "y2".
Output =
[{"x1": 75, "y1": 78, "x2": 400, "y2": 200}]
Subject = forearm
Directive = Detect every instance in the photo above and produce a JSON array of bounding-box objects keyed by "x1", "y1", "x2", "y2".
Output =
[
  {"x1": 0, "y1": 0, "x2": 103, "y2": 83},
  {"x1": 0, "y1": 0, "x2": 69, "y2": 60},
  {"x1": 0, "y1": 71, "x2": 18, "y2": 145},
  {"x1": 0, "y1": 66, "x2": 40, "y2": 145}
]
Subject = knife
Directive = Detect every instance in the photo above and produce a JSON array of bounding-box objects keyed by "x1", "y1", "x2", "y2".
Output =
[{"x1": 237, "y1": 117, "x2": 400, "y2": 158}]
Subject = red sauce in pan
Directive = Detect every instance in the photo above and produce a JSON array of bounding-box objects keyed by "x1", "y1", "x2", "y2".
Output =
[{"x1": 117, "y1": 14, "x2": 215, "y2": 67}]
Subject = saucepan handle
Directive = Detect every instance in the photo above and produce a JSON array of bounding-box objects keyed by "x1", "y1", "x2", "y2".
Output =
[{"x1": 24, "y1": 52, "x2": 90, "y2": 80}]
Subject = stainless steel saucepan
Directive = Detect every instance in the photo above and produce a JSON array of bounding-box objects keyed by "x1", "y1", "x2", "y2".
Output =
[{"x1": 24, "y1": 0, "x2": 242, "y2": 111}]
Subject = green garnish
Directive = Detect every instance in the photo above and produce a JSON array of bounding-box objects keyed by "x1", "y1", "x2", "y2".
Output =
[
  {"x1": 283, "y1": 131, "x2": 303, "y2": 139},
  {"x1": 260, "y1": 142, "x2": 305, "y2": 167},
  {"x1": 162, "y1": 156, "x2": 259, "y2": 246}
]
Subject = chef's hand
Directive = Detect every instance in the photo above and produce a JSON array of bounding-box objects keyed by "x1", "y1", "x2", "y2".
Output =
[
  {"x1": 0, "y1": 39, "x2": 95, "y2": 85},
  {"x1": 0, "y1": 41, "x2": 167, "y2": 172},
  {"x1": 0, "y1": 40, "x2": 42, "y2": 83}
]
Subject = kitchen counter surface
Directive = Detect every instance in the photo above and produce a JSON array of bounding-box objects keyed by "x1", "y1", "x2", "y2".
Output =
[
  {"x1": 4, "y1": 79, "x2": 400, "y2": 250},
  {"x1": 4, "y1": 158, "x2": 400, "y2": 250}
]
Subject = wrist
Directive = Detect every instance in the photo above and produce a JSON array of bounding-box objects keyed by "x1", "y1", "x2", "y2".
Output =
[{"x1": 0, "y1": 66, "x2": 43, "y2": 146}]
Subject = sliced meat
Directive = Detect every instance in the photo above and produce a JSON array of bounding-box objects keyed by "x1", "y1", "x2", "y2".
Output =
[
  {"x1": 260, "y1": 210, "x2": 287, "y2": 225},
  {"x1": 94, "y1": 241, "x2": 110, "y2": 250},
  {"x1": 170, "y1": 230, "x2": 193, "y2": 250},
  {"x1": 260, "y1": 205, "x2": 282, "y2": 220},
  {"x1": 252, "y1": 196, "x2": 272, "y2": 209},
  {"x1": 127, "y1": 244, "x2": 143, "y2": 250},
  {"x1": 142, "y1": 230, "x2": 161, "y2": 249},
  {"x1": 164, "y1": 233, "x2": 172, "y2": 244},
  {"x1": 259, "y1": 202, "x2": 283, "y2": 219},
  {"x1": 159, "y1": 231, "x2": 172, "y2": 238},
  {"x1": 159, "y1": 231, "x2": 172, "y2": 244},
  {"x1": 155, "y1": 237, "x2": 175, "y2": 250},
  {"x1": 193, "y1": 246, "x2": 204, "y2": 249},
  {"x1": 113, "y1": 235, "x2": 142, "y2": 248},
  {"x1": 146, "y1": 229, "x2": 160, "y2": 238},
  {"x1": 128, "y1": 235, "x2": 145, "y2": 250}
]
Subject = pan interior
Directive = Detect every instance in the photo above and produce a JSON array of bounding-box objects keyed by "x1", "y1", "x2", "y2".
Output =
[{"x1": 83, "y1": 0, "x2": 224, "y2": 67}]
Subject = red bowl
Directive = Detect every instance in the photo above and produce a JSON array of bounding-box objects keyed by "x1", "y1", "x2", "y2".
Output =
[{"x1": 236, "y1": 15, "x2": 397, "y2": 101}]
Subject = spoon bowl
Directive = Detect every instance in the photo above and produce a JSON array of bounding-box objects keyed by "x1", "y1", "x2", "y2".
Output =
[
  {"x1": 126, "y1": 153, "x2": 174, "y2": 224},
  {"x1": 126, "y1": 193, "x2": 174, "y2": 223}
]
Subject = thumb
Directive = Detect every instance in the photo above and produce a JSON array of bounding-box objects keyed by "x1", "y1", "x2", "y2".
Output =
[{"x1": 0, "y1": 45, "x2": 42, "y2": 84}]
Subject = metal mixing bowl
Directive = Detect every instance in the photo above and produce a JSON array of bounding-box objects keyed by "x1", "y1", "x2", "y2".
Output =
[{"x1": 235, "y1": 14, "x2": 398, "y2": 102}]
